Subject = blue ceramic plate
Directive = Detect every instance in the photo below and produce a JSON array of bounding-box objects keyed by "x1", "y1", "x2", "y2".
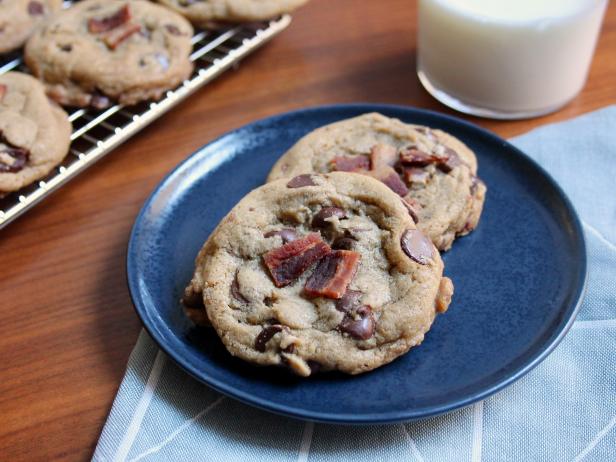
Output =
[{"x1": 127, "y1": 104, "x2": 586, "y2": 424}]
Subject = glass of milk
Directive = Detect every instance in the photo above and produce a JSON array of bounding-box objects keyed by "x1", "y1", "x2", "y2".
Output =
[{"x1": 417, "y1": 0, "x2": 608, "y2": 119}]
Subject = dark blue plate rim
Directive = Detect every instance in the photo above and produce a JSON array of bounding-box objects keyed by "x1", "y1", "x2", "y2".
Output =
[{"x1": 127, "y1": 103, "x2": 587, "y2": 424}]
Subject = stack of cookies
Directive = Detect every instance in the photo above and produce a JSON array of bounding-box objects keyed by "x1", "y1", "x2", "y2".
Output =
[
  {"x1": 184, "y1": 113, "x2": 487, "y2": 377},
  {"x1": 0, "y1": 0, "x2": 308, "y2": 194}
]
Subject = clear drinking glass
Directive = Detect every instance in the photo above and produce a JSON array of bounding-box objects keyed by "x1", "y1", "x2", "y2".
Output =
[{"x1": 417, "y1": 0, "x2": 608, "y2": 119}]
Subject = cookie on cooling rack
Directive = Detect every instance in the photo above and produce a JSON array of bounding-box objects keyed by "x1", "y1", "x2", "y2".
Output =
[
  {"x1": 267, "y1": 113, "x2": 487, "y2": 251},
  {"x1": 184, "y1": 172, "x2": 453, "y2": 376},
  {"x1": 24, "y1": 0, "x2": 194, "y2": 108},
  {"x1": 0, "y1": 72, "x2": 71, "y2": 194},
  {"x1": 0, "y1": 0, "x2": 63, "y2": 54},
  {"x1": 155, "y1": 0, "x2": 308, "y2": 26}
]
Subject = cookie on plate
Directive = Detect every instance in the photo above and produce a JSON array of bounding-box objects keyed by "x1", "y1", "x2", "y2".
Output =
[
  {"x1": 267, "y1": 113, "x2": 487, "y2": 251},
  {"x1": 184, "y1": 172, "x2": 453, "y2": 376},
  {"x1": 0, "y1": 72, "x2": 71, "y2": 194},
  {"x1": 24, "y1": 0, "x2": 194, "y2": 108},
  {"x1": 0, "y1": 0, "x2": 62, "y2": 54},
  {"x1": 155, "y1": 0, "x2": 308, "y2": 26}
]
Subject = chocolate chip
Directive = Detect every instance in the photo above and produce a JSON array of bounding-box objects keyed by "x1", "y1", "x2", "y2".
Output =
[
  {"x1": 332, "y1": 236, "x2": 355, "y2": 250},
  {"x1": 436, "y1": 147, "x2": 463, "y2": 173},
  {"x1": 330, "y1": 155, "x2": 370, "y2": 172},
  {"x1": 255, "y1": 325, "x2": 283, "y2": 352},
  {"x1": 339, "y1": 305, "x2": 375, "y2": 340},
  {"x1": 264, "y1": 228, "x2": 299, "y2": 244},
  {"x1": 401, "y1": 229, "x2": 434, "y2": 265},
  {"x1": 27, "y1": 1, "x2": 44, "y2": 16},
  {"x1": 374, "y1": 167, "x2": 409, "y2": 197},
  {"x1": 90, "y1": 92, "x2": 110, "y2": 109},
  {"x1": 311, "y1": 207, "x2": 347, "y2": 228},
  {"x1": 304, "y1": 250, "x2": 360, "y2": 299},
  {"x1": 335, "y1": 290, "x2": 362, "y2": 312},
  {"x1": 58, "y1": 44, "x2": 73, "y2": 52},
  {"x1": 263, "y1": 233, "x2": 331, "y2": 287},
  {"x1": 0, "y1": 147, "x2": 29, "y2": 173},
  {"x1": 287, "y1": 174, "x2": 316, "y2": 188},
  {"x1": 165, "y1": 24, "x2": 182, "y2": 35},
  {"x1": 230, "y1": 273, "x2": 249, "y2": 304}
]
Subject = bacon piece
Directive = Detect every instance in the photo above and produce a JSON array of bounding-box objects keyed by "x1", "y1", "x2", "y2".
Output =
[
  {"x1": 287, "y1": 174, "x2": 316, "y2": 188},
  {"x1": 28, "y1": 1, "x2": 44, "y2": 15},
  {"x1": 368, "y1": 166, "x2": 409, "y2": 197},
  {"x1": 339, "y1": 305, "x2": 375, "y2": 340},
  {"x1": 88, "y1": 5, "x2": 131, "y2": 33},
  {"x1": 304, "y1": 250, "x2": 360, "y2": 299},
  {"x1": 402, "y1": 167, "x2": 430, "y2": 185},
  {"x1": 263, "y1": 233, "x2": 331, "y2": 287},
  {"x1": 103, "y1": 22, "x2": 141, "y2": 49},
  {"x1": 0, "y1": 84, "x2": 6, "y2": 101},
  {"x1": 369, "y1": 144, "x2": 398, "y2": 170},
  {"x1": 399, "y1": 147, "x2": 441, "y2": 167},
  {"x1": 330, "y1": 155, "x2": 370, "y2": 172}
]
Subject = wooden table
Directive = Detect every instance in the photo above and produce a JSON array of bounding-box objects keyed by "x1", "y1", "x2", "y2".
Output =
[{"x1": 1, "y1": 1, "x2": 614, "y2": 460}]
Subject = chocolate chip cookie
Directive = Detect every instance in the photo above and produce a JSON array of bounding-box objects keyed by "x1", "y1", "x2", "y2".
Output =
[
  {"x1": 184, "y1": 172, "x2": 453, "y2": 376},
  {"x1": 0, "y1": 72, "x2": 71, "y2": 193},
  {"x1": 0, "y1": 0, "x2": 62, "y2": 54},
  {"x1": 267, "y1": 113, "x2": 487, "y2": 251},
  {"x1": 155, "y1": 0, "x2": 308, "y2": 26},
  {"x1": 24, "y1": 0, "x2": 194, "y2": 108}
]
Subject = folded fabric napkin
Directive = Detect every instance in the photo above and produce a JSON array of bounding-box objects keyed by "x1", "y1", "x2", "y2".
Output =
[{"x1": 94, "y1": 106, "x2": 616, "y2": 462}]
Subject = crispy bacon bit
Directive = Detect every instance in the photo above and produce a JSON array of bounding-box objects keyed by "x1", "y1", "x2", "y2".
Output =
[
  {"x1": 255, "y1": 325, "x2": 284, "y2": 352},
  {"x1": 339, "y1": 305, "x2": 375, "y2": 340},
  {"x1": 28, "y1": 1, "x2": 44, "y2": 16},
  {"x1": 304, "y1": 250, "x2": 360, "y2": 299},
  {"x1": 102, "y1": 22, "x2": 141, "y2": 49},
  {"x1": 263, "y1": 233, "x2": 331, "y2": 287},
  {"x1": 0, "y1": 147, "x2": 29, "y2": 173},
  {"x1": 399, "y1": 148, "x2": 440, "y2": 166},
  {"x1": 0, "y1": 84, "x2": 6, "y2": 101},
  {"x1": 311, "y1": 206, "x2": 346, "y2": 228},
  {"x1": 330, "y1": 155, "x2": 370, "y2": 172},
  {"x1": 370, "y1": 144, "x2": 398, "y2": 169},
  {"x1": 88, "y1": 5, "x2": 131, "y2": 33},
  {"x1": 335, "y1": 289, "x2": 362, "y2": 312},
  {"x1": 401, "y1": 229, "x2": 434, "y2": 265},
  {"x1": 287, "y1": 174, "x2": 316, "y2": 188},
  {"x1": 264, "y1": 228, "x2": 299, "y2": 244},
  {"x1": 402, "y1": 167, "x2": 430, "y2": 185},
  {"x1": 369, "y1": 167, "x2": 409, "y2": 197}
]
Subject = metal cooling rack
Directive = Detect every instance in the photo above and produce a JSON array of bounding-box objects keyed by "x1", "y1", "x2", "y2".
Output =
[{"x1": 0, "y1": 14, "x2": 292, "y2": 229}]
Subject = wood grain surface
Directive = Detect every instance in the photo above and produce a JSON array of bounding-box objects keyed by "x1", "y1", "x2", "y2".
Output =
[{"x1": 1, "y1": 1, "x2": 615, "y2": 460}]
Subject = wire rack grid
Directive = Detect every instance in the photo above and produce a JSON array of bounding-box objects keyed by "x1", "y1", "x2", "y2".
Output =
[{"x1": 0, "y1": 14, "x2": 292, "y2": 229}]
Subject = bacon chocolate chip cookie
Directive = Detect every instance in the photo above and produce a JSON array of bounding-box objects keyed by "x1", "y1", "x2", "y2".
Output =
[
  {"x1": 267, "y1": 113, "x2": 487, "y2": 251},
  {"x1": 0, "y1": 72, "x2": 71, "y2": 194},
  {"x1": 24, "y1": 0, "x2": 193, "y2": 108},
  {"x1": 184, "y1": 172, "x2": 453, "y2": 376}
]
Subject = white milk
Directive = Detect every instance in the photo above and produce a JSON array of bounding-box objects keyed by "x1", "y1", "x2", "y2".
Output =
[{"x1": 417, "y1": 0, "x2": 608, "y2": 118}]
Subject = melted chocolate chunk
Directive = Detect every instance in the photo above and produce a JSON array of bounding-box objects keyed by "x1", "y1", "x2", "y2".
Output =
[
  {"x1": 332, "y1": 236, "x2": 355, "y2": 250},
  {"x1": 165, "y1": 24, "x2": 182, "y2": 35},
  {"x1": 339, "y1": 305, "x2": 375, "y2": 340},
  {"x1": 401, "y1": 229, "x2": 434, "y2": 265},
  {"x1": 436, "y1": 147, "x2": 463, "y2": 173},
  {"x1": 230, "y1": 273, "x2": 249, "y2": 304},
  {"x1": 255, "y1": 325, "x2": 283, "y2": 352},
  {"x1": 335, "y1": 289, "x2": 362, "y2": 312},
  {"x1": 103, "y1": 22, "x2": 141, "y2": 49},
  {"x1": 263, "y1": 233, "x2": 331, "y2": 287},
  {"x1": 27, "y1": 1, "x2": 44, "y2": 15},
  {"x1": 0, "y1": 147, "x2": 29, "y2": 173},
  {"x1": 311, "y1": 206, "x2": 347, "y2": 228},
  {"x1": 370, "y1": 144, "x2": 398, "y2": 169},
  {"x1": 59, "y1": 43, "x2": 73, "y2": 52},
  {"x1": 264, "y1": 228, "x2": 299, "y2": 244},
  {"x1": 370, "y1": 167, "x2": 409, "y2": 197},
  {"x1": 88, "y1": 5, "x2": 131, "y2": 33},
  {"x1": 287, "y1": 174, "x2": 316, "y2": 188},
  {"x1": 330, "y1": 155, "x2": 370, "y2": 172},
  {"x1": 304, "y1": 250, "x2": 360, "y2": 299}
]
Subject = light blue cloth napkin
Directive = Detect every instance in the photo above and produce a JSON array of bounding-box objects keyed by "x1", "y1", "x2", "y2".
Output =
[{"x1": 94, "y1": 107, "x2": 616, "y2": 462}]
